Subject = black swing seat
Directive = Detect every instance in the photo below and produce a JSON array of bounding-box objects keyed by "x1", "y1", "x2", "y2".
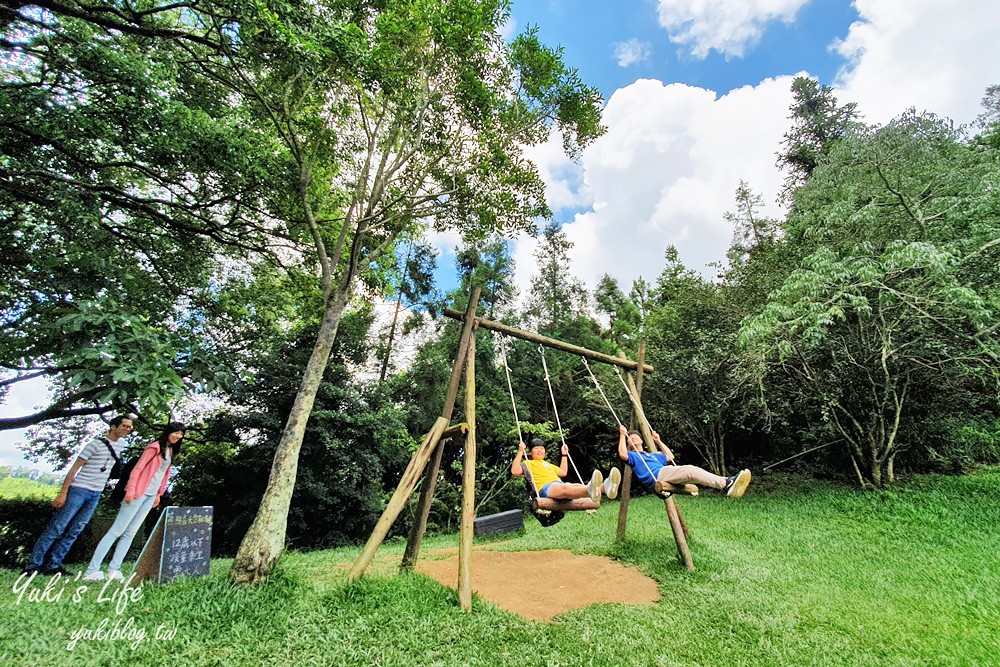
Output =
[
  {"x1": 654, "y1": 480, "x2": 700, "y2": 497},
  {"x1": 521, "y1": 463, "x2": 599, "y2": 526}
]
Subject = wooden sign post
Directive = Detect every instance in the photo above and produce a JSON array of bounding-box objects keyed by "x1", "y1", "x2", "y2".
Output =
[{"x1": 133, "y1": 506, "x2": 213, "y2": 584}]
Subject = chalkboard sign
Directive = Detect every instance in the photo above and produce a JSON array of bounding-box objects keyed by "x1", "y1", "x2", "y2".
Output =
[{"x1": 133, "y1": 506, "x2": 213, "y2": 584}]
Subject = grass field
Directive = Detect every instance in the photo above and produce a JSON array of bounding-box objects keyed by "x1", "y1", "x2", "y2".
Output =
[
  {"x1": 1, "y1": 469, "x2": 998, "y2": 666},
  {"x1": 0, "y1": 477, "x2": 59, "y2": 500}
]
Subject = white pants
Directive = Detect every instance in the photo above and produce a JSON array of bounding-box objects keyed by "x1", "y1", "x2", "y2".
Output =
[{"x1": 86, "y1": 494, "x2": 156, "y2": 574}]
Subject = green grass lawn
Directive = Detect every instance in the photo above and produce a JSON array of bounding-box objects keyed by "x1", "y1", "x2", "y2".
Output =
[{"x1": 1, "y1": 469, "x2": 998, "y2": 666}]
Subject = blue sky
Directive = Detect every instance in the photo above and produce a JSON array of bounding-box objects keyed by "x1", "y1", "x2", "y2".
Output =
[
  {"x1": 509, "y1": 0, "x2": 859, "y2": 102},
  {"x1": 453, "y1": 0, "x2": 1000, "y2": 296}
]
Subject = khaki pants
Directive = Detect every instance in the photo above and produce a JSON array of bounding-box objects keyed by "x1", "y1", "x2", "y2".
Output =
[{"x1": 656, "y1": 464, "x2": 727, "y2": 490}]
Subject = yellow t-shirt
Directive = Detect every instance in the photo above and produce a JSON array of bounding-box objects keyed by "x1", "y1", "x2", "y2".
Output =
[{"x1": 524, "y1": 460, "x2": 562, "y2": 492}]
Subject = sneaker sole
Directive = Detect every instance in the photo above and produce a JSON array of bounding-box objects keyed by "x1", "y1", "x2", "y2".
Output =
[
  {"x1": 606, "y1": 467, "x2": 622, "y2": 500},
  {"x1": 589, "y1": 470, "x2": 604, "y2": 503},
  {"x1": 727, "y1": 469, "x2": 752, "y2": 498}
]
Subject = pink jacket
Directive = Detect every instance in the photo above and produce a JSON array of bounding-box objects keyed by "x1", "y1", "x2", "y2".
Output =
[{"x1": 124, "y1": 442, "x2": 172, "y2": 500}]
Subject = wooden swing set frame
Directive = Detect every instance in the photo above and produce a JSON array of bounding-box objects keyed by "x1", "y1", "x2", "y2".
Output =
[{"x1": 347, "y1": 287, "x2": 695, "y2": 611}]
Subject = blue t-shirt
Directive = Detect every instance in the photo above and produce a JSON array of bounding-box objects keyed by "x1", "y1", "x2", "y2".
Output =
[{"x1": 627, "y1": 450, "x2": 670, "y2": 488}]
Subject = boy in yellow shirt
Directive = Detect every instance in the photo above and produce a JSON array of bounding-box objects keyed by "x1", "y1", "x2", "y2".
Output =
[{"x1": 512, "y1": 438, "x2": 621, "y2": 503}]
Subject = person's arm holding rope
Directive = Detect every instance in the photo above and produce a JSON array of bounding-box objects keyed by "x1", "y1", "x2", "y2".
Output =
[
  {"x1": 557, "y1": 444, "x2": 570, "y2": 478},
  {"x1": 651, "y1": 431, "x2": 676, "y2": 464},
  {"x1": 617, "y1": 425, "x2": 630, "y2": 462},
  {"x1": 511, "y1": 441, "x2": 526, "y2": 477}
]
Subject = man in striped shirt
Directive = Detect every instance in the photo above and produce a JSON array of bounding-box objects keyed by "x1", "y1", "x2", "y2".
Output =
[{"x1": 22, "y1": 415, "x2": 133, "y2": 576}]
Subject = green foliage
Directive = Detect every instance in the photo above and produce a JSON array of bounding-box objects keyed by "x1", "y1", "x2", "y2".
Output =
[
  {"x1": 777, "y1": 76, "x2": 859, "y2": 199},
  {"x1": 0, "y1": 2, "x2": 276, "y2": 428},
  {"x1": 170, "y1": 303, "x2": 414, "y2": 554},
  {"x1": 644, "y1": 278, "x2": 754, "y2": 476},
  {"x1": 0, "y1": 477, "x2": 58, "y2": 500},
  {"x1": 526, "y1": 222, "x2": 591, "y2": 329},
  {"x1": 741, "y1": 111, "x2": 1000, "y2": 487}
]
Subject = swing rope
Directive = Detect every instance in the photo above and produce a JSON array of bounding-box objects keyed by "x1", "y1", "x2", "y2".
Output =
[
  {"x1": 580, "y1": 361, "x2": 667, "y2": 484},
  {"x1": 538, "y1": 344, "x2": 586, "y2": 485},
  {"x1": 497, "y1": 335, "x2": 523, "y2": 444},
  {"x1": 581, "y1": 357, "x2": 623, "y2": 428},
  {"x1": 615, "y1": 367, "x2": 654, "y2": 436},
  {"x1": 496, "y1": 335, "x2": 561, "y2": 524}
]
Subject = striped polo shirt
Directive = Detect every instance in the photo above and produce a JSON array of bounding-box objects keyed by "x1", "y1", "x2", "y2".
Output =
[{"x1": 71, "y1": 437, "x2": 125, "y2": 492}]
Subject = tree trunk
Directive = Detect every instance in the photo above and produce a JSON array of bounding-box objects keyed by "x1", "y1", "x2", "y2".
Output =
[
  {"x1": 379, "y1": 242, "x2": 412, "y2": 383},
  {"x1": 230, "y1": 287, "x2": 351, "y2": 584}
]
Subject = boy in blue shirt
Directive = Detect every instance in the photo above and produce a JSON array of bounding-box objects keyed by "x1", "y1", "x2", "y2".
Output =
[{"x1": 617, "y1": 425, "x2": 751, "y2": 497}]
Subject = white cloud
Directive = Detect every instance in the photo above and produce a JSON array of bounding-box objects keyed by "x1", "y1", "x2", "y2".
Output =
[
  {"x1": 657, "y1": 0, "x2": 811, "y2": 58},
  {"x1": 499, "y1": 14, "x2": 517, "y2": 42},
  {"x1": 613, "y1": 38, "x2": 653, "y2": 67},
  {"x1": 520, "y1": 77, "x2": 796, "y2": 295},
  {"x1": 833, "y1": 0, "x2": 1000, "y2": 126}
]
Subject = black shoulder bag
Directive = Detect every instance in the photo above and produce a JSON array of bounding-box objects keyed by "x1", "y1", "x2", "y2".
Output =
[{"x1": 98, "y1": 437, "x2": 123, "y2": 479}]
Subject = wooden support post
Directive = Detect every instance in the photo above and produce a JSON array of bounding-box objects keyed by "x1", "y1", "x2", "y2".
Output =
[
  {"x1": 458, "y1": 334, "x2": 476, "y2": 611},
  {"x1": 665, "y1": 496, "x2": 695, "y2": 571},
  {"x1": 348, "y1": 416, "x2": 449, "y2": 581},
  {"x1": 616, "y1": 343, "x2": 646, "y2": 541},
  {"x1": 620, "y1": 350, "x2": 695, "y2": 570},
  {"x1": 399, "y1": 289, "x2": 482, "y2": 572},
  {"x1": 676, "y1": 504, "x2": 690, "y2": 541},
  {"x1": 615, "y1": 466, "x2": 634, "y2": 542},
  {"x1": 398, "y1": 424, "x2": 468, "y2": 572},
  {"x1": 352, "y1": 290, "x2": 481, "y2": 581}
]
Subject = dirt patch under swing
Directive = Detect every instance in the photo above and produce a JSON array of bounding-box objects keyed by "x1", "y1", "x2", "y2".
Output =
[{"x1": 415, "y1": 548, "x2": 660, "y2": 622}]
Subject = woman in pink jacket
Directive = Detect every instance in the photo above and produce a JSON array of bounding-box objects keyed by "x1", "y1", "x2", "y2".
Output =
[{"x1": 83, "y1": 422, "x2": 184, "y2": 581}]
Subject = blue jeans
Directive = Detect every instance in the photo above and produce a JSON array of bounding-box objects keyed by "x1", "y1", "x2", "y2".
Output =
[
  {"x1": 87, "y1": 494, "x2": 156, "y2": 574},
  {"x1": 26, "y1": 486, "x2": 102, "y2": 570}
]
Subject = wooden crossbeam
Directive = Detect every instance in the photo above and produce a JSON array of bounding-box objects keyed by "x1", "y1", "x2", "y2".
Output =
[{"x1": 442, "y1": 308, "x2": 653, "y2": 373}]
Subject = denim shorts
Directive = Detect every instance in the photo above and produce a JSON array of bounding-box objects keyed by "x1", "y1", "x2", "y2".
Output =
[{"x1": 539, "y1": 482, "x2": 565, "y2": 498}]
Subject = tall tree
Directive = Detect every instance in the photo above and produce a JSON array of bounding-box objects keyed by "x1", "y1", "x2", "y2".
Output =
[
  {"x1": 0, "y1": 2, "x2": 270, "y2": 428},
  {"x1": 777, "y1": 76, "x2": 858, "y2": 201},
  {"x1": 224, "y1": 1, "x2": 604, "y2": 583},
  {"x1": 743, "y1": 112, "x2": 1000, "y2": 487},
  {"x1": 725, "y1": 180, "x2": 779, "y2": 266},
  {"x1": 526, "y1": 222, "x2": 591, "y2": 330},
  {"x1": 377, "y1": 238, "x2": 437, "y2": 382},
  {"x1": 594, "y1": 274, "x2": 640, "y2": 347}
]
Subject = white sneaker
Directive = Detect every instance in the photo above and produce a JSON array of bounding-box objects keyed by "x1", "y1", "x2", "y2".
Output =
[
  {"x1": 106, "y1": 570, "x2": 124, "y2": 582},
  {"x1": 83, "y1": 570, "x2": 104, "y2": 582},
  {"x1": 587, "y1": 470, "x2": 603, "y2": 503},
  {"x1": 604, "y1": 467, "x2": 622, "y2": 500},
  {"x1": 726, "y1": 469, "x2": 752, "y2": 498}
]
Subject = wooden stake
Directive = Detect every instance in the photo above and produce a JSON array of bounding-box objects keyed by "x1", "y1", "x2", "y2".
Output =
[
  {"x1": 348, "y1": 416, "x2": 449, "y2": 581},
  {"x1": 400, "y1": 289, "x2": 482, "y2": 571},
  {"x1": 665, "y1": 496, "x2": 695, "y2": 571},
  {"x1": 458, "y1": 334, "x2": 476, "y2": 611},
  {"x1": 616, "y1": 343, "x2": 646, "y2": 541}
]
